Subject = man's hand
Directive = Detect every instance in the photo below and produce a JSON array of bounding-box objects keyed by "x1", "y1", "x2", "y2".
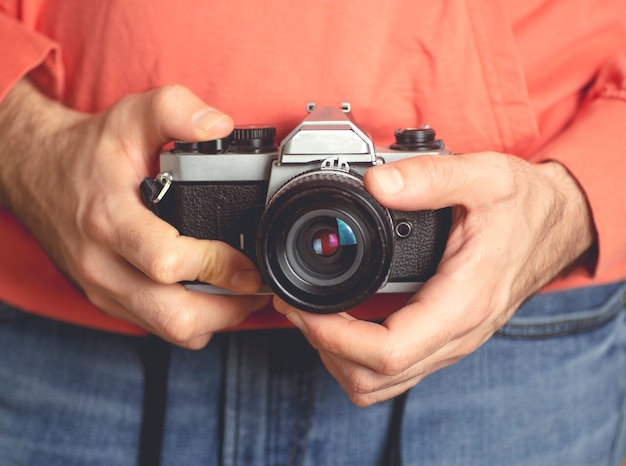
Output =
[
  {"x1": 275, "y1": 151, "x2": 596, "y2": 405},
  {"x1": 0, "y1": 80, "x2": 268, "y2": 348}
]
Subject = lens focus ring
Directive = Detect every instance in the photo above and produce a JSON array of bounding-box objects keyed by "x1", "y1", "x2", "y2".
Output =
[{"x1": 257, "y1": 170, "x2": 394, "y2": 313}]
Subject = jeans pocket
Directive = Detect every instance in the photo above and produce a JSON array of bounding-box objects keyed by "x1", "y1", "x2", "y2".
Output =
[{"x1": 496, "y1": 280, "x2": 626, "y2": 339}]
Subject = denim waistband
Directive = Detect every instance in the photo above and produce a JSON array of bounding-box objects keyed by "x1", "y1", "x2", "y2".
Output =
[{"x1": 497, "y1": 280, "x2": 626, "y2": 339}]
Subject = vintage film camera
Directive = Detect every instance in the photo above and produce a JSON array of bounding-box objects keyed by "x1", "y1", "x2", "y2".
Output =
[{"x1": 141, "y1": 103, "x2": 451, "y2": 313}]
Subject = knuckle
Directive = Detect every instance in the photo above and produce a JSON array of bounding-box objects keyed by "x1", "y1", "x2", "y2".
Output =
[
  {"x1": 456, "y1": 344, "x2": 475, "y2": 359},
  {"x1": 200, "y1": 243, "x2": 223, "y2": 274},
  {"x1": 127, "y1": 289, "x2": 206, "y2": 347},
  {"x1": 344, "y1": 368, "x2": 378, "y2": 396},
  {"x1": 151, "y1": 84, "x2": 187, "y2": 119},
  {"x1": 310, "y1": 327, "x2": 334, "y2": 350},
  {"x1": 78, "y1": 196, "x2": 113, "y2": 242},
  {"x1": 84, "y1": 291, "x2": 111, "y2": 315},
  {"x1": 349, "y1": 393, "x2": 376, "y2": 408},
  {"x1": 397, "y1": 154, "x2": 459, "y2": 199},
  {"x1": 74, "y1": 260, "x2": 99, "y2": 288},
  {"x1": 377, "y1": 342, "x2": 410, "y2": 377},
  {"x1": 145, "y1": 246, "x2": 183, "y2": 284},
  {"x1": 72, "y1": 248, "x2": 104, "y2": 288},
  {"x1": 478, "y1": 152, "x2": 523, "y2": 201},
  {"x1": 421, "y1": 155, "x2": 456, "y2": 194},
  {"x1": 198, "y1": 242, "x2": 233, "y2": 285},
  {"x1": 496, "y1": 160, "x2": 520, "y2": 199},
  {"x1": 155, "y1": 83, "x2": 186, "y2": 101},
  {"x1": 379, "y1": 357, "x2": 409, "y2": 378},
  {"x1": 182, "y1": 335, "x2": 213, "y2": 351},
  {"x1": 157, "y1": 308, "x2": 199, "y2": 345}
]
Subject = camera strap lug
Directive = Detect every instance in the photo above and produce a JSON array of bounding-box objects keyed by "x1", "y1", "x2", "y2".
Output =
[{"x1": 153, "y1": 172, "x2": 173, "y2": 204}]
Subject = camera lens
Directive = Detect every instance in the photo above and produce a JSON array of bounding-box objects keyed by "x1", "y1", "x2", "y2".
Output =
[{"x1": 257, "y1": 171, "x2": 393, "y2": 313}]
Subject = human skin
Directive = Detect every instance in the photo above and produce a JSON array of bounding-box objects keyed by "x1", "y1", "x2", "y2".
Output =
[
  {"x1": 0, "y1": 80, "x2": 595, "y2": 403},
  {"x1": 0, "y1": 79, "x2": 269, "y2": 349},
  {"x1": 275, "y1": 140, "x2": 596, "y2": 406}
]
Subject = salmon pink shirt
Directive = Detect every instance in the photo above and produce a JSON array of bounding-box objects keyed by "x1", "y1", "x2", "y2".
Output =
[{"x1": 1, "y1": 0, "x2": 625, "y2": 334}]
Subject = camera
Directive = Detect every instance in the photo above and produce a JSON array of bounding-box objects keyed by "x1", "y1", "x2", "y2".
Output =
[{"x1": 140, "y1": 103, "x2": 451, "y2": 313}]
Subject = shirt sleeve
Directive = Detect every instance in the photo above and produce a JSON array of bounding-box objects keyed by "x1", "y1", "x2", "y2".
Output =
[
  {"x1": 0, "y1": 11, "x2": 63, "y2": 102},
  {"x1": 533, "y1": 55, "x2": 626, "y2": 278}
]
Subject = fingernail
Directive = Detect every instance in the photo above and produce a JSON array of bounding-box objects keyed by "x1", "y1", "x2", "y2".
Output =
[
  {"x1": 286, "y1": 311, "x2": 308, "y2": 333},
  {"x1": 372, "y1": 165, "x2": 404, "y2": 195},
  {"x1": 229, "y1": 269, "x2": 261, "y2": 293},
  {"x1": 274, "y1": 296, "x2": 290, "y2": 314},
  {"x1": 274, "y1": 299, "x2": 309, "y2": 334},
  {"x1": 192, "y1": 109, "x2": 231, "y2": 133}
]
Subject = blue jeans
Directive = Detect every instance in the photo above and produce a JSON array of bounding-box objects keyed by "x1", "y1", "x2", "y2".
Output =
[{"x1": 0, "y1": 281, "x2": 625, "y2": 465}]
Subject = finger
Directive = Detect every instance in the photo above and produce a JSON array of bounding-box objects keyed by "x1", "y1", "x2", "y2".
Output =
[
  {"x1": 319, "y1": 352, "x2": 415, "y2": 406},
  {"x1": 82, "y1": 252, "x2": 269, "y2": 348},
  {"x1": 320, "y1": 347, "x2": 463, "y2": 406},
  {"x1": 104, "y1": 288, "x2": 268, "y2": 349},
  {"x1": 275, "y1": 302, "x2": 401, "y2": 373},
  {"x1": 111, "y1": 84, "x2": 234, "y2": 156},
  {"x1": 129, "y1": 286, "x2": 268, "y2": 348},
  {"x1": 105, "y1": 205, "x2": 262, "y2": 293},
  {"x1": 364, "y1": 152, "x2": 515, "y2": 211},
  {"x1": 275, "y1": 266, "x2": 485, "y2": 376}
]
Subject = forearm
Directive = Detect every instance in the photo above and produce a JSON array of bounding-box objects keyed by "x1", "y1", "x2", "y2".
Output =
[{"x1": 0, "y1": 78, "x2": 83, "y2": 215}]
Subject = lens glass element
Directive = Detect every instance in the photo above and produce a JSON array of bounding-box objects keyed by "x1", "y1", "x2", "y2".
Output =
[
  {"x1": 311, "y1": 228, "x2": 339, "y2": 256},
  {"x1": 311, "y1": 219, "x2": 356, "y2": 257},
  {"x1": 287, "y1": 213, "x2": 362, "y2": 286}
]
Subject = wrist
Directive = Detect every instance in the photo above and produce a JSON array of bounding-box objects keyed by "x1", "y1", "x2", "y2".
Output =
[{"x1": 537, "y1": 160, "x2": 597, "y2": 271}]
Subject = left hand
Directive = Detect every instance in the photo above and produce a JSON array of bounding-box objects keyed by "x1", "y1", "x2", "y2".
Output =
[{"x1": 274, "y1": 151, "x2": 595, "y2": 406}]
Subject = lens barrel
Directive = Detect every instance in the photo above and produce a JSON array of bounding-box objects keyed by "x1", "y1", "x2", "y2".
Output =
[{"x1": 257, "y1": 171, "x2": 394, "y2": 313}]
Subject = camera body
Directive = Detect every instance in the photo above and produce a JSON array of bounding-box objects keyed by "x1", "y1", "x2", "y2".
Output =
[{"x1": 141, "y1": 103, "x2": 451, "y2": 313}]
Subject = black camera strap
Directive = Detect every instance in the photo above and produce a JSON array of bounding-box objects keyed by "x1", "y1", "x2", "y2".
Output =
[
  {"x1": 136, "y1": 335, "x2": 172, "y2": 466},
  {"x1": 382, "y1": 390, "x2": 409, "y2": 466}
]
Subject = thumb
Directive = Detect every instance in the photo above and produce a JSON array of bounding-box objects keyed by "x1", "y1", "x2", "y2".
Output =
[
  {"x1": 112, "y1": 84, "x2": 234, "y2": 153},
  {"x1": 364, "y1": 153, "x2": 497, "y2": 211}
]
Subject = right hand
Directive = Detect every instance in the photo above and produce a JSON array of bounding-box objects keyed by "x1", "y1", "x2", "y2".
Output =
[{"x1": 0, "y1": 80, "x2": 268, "y2": 348}]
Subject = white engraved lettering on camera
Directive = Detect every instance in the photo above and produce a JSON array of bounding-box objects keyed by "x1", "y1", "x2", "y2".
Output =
[{"x1": 140, "y1": 103, "x2": 451, "y2": 313}]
